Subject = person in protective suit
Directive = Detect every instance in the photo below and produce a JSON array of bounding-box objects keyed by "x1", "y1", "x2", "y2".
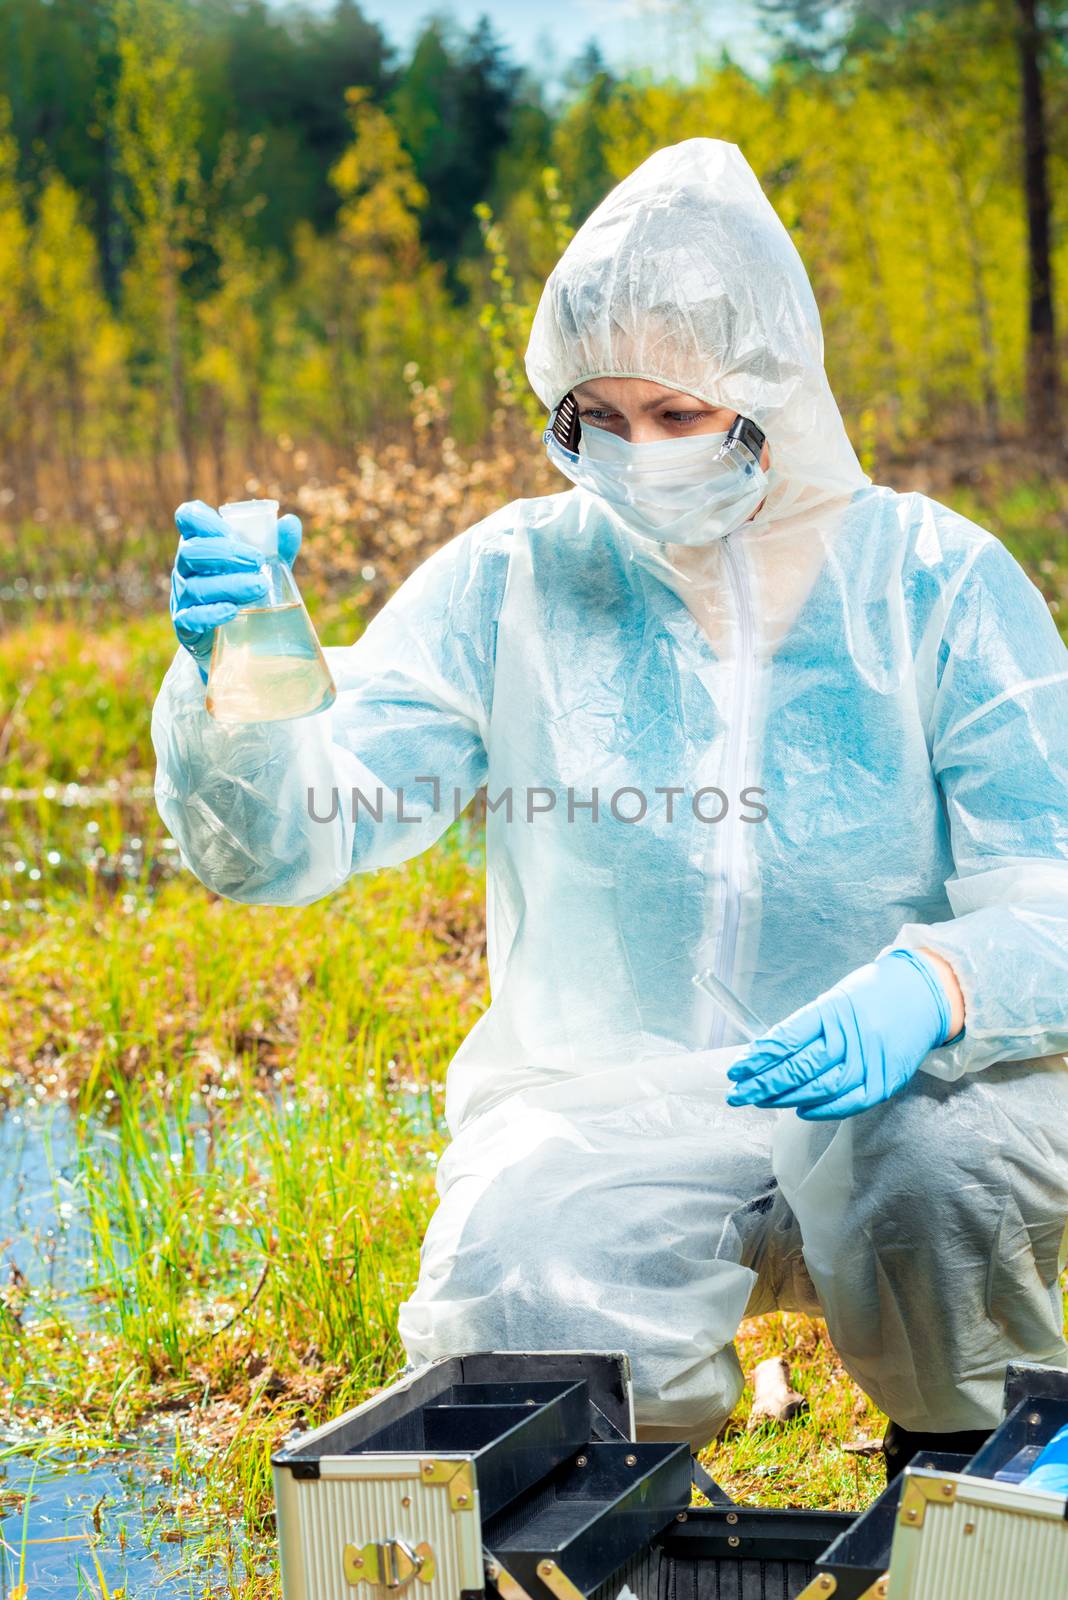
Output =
[{"x1": 155, "y1": 140, "x2": 1068, "y2": 1479}]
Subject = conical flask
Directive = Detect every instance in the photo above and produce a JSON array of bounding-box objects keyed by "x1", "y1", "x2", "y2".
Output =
[{"x1": 205, "y1": 498, "x2": 337, "y2": 725}]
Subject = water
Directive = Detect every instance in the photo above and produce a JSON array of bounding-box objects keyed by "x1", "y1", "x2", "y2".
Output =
[
  {"x1": 0, "y1": 1088, "x2": 445, "y2": 1593},
  {"x1": 206, "y1": 601, "x2": 336, "y2": 725},
  {"x1": 0, "y1": 1103, "x2": 93, "y2": 1314},
  {"x1": 0, "y1": 1425, "x2": 251, "y2": 1597},
  {"x1": 0, "y1": 570, "x2": 162, "y2": 619},
  {"x1": 0, "y1": 1102, "x2": 256, "y2": 1594},
  {"x1": 1, "y1": 817, "x2": 178, "y2": 907},
  {"x1": 0, "y1": 1103, "x2": 209, "y2": 1319}
]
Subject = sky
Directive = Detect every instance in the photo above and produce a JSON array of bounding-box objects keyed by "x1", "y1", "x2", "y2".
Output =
[{"x1": 322, "y1": 0, "x2": 773, "y2": 87}]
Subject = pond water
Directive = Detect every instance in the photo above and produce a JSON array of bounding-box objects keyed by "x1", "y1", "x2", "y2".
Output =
[
  {"x1": 0, "y1": 571, "x2": 161, "y2": 612},
  {"x1": 1, "y1": 1102, "x2": 94, "y2": 1313},
  {"x1": 0, "y1": 755, "x2": 464, "y2": 1592},
  {"x1": 0, "y1": 787, "x2": 485, "y2": 908},
  {"x1": 0, "y1": 1423, "x2": 251, "y2": 1597},
  {"x1": 0, "y1": 1086, "x2": 441, "y2": 1596},
  {"x1": 0, "y1": 785, "x2": 176, "y2": 908},
  {"x1": 0, "y1": 1102, "x2": 258, "y2": 1596}
]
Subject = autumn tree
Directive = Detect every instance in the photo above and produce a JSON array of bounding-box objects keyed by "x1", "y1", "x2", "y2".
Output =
[
  {"x1": 27, "y1": 176, "x2": 126, "y2": 512},
  {"x1": 0, "y1": 99, "x2": 34, "y2": 502},
  {"x1": 113, "y1": 0, "x2": 201, "y2": 496}
]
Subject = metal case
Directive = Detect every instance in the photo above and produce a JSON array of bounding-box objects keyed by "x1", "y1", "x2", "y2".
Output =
[
  {"x1": 880, "y1": 1465, "x2": 1068, "y2": 1600},
  {"x1": 273, "y1": 1353, "x2": 1068, "y2": 1600},
  {"x1": 873, "y1": 1386, "x2": 1068, "y2": 1600},
  {"x1": 272, "y1": 1351, "x2": 665, "y2": 1600},
  {"x1": 828, "y1": 1380, "x2": 1068, "y2": 1600}
]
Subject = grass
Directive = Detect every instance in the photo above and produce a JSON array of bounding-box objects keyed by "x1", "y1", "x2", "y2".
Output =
[{"x1": 1, "y1": 458, "x2": 1067, "y2": 1592}]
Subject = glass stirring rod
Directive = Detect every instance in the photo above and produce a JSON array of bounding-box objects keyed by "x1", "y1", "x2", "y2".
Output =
[{"x1": 692, "y1": 968, "x2": 770, "y2": 1044}]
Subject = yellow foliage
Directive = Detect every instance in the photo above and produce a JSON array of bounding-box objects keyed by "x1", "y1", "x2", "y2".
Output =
[
  {"x1": 332, "y1": 88, "x2": 428, "y2": 276},
  {"x1": 0, "y1": 1, "x2": 1060, "y2": 503},
  {"x1": 0, "y1": 99, "x2": 31, "y2": 456}
]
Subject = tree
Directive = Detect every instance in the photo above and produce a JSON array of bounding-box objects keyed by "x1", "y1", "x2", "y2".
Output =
[
  {"x1": 0, "y1": 99, "x2": 34, "y2": 502},
  {"x1": 202, "y1": 0, "x2": 394, "y2": 249},
  {"x1": 113, "y1": 0, "x2": 202, "y2": 496},
  {"x1": 390, "y1": 16, "x2": 521, "y2": 278},
  {"x1": 552, "y1": 47, "x2": 619, "y2": 227},
  {"x1": 0, "y1": 0, "x2": 121, "y2": 290},
  {"x1": 28, "y1": 176, "x2": 126, "y2": 511},
  {"x1": 0, "y1": 0, "x2": 394, "y2": 288},
  {"x1": 759, "y1": 0, "x2": 1064, "y2": 444},
  {"x1": 286, "y1": 86, "x2": 441, "y2": 441},
  {"x1": 1015, "y1": 0, "x2": 1060, "y2": 441},
  {"x1": 332, "y1": 88, "x2": 427, "y2": 276},
  {"x1": 194, "y1": 217, "x2": 281, "y2": 497}
]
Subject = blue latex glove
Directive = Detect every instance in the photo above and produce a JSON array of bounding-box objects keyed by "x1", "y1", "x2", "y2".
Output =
[
  {"x1": 1023, "y1": 1422, "x2": 1068, "y2": 1495},
  {"x1": 169, "y1": 499, "x2": 303, "y2": 682},
  {"x1": 726, "y1": 949, "x2": 954, "y2": 1120}
]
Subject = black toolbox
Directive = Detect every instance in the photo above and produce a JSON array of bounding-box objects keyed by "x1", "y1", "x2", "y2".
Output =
[
  {"x1": 272, "y1": 1351, "x2": 852, "y2": 1600},
  {"x1": 272, "y1": 1352, "x2": 1068, "y2": 1600}
]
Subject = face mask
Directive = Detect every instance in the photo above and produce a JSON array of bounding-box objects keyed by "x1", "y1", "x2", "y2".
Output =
[{"x1": 544, "y1": 420, "x2": 770, "y2": 546}]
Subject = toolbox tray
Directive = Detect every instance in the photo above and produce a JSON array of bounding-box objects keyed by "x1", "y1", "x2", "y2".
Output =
[
  {"x1": 486, "y1": 1440, "x2": 691, "y2": 1600},
  {"x1": 962, "y1": 1394, "x2": 1068, "y2": 1486},
  {"x1": 273, "y1": 1352, "x2": 633, "y2": 1477},
  {"x1": 654, "y1": 1506, "x2": 851, "y2": 1600},
  {"x1": 277, "y1": 1372, "x2": 592, "y2": 1522},
  {"x1": 554, "y1": 1505, "x2": 854, "y2": 1600}
]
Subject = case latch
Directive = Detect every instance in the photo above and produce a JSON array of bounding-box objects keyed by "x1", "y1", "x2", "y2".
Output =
[{"x1": 343, "y1": 1538, "x2": 436, "y2": 1590}]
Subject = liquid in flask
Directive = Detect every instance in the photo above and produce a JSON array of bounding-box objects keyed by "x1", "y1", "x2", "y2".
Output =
[{"x1": 205, "y1": 498, "x2": 337, "y2": 725}]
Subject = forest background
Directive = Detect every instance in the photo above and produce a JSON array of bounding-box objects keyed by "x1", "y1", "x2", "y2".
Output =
[{"x1": 2, "y1": 0, "x2": 1066, "y2": 531}]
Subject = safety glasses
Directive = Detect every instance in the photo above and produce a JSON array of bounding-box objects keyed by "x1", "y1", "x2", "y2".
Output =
[{"x1": 548, "y1": 393, "x2": 765, "y2": 470}]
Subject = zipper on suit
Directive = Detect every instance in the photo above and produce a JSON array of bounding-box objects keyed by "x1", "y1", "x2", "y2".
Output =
[{"x1": 708, "y1": 530, "x2": 755, "y2": 1048}]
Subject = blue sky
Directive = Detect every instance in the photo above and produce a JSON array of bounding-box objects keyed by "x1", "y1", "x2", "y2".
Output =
[{"x1": 314, "y1": 1, "x2": 773, "y2": 85}]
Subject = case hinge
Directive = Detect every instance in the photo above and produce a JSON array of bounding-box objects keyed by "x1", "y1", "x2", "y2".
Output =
[
  {"x1": 419, "y1": 1457, "x2": 476, "y2": 1511},
  {"x1": 899, "y1": 1474, "x2": 957, "y2": 1529}
]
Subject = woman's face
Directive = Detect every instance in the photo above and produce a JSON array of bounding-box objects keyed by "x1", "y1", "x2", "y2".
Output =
[{"x1": 571, "y1": 376, "x2": 771, "y2": 471}]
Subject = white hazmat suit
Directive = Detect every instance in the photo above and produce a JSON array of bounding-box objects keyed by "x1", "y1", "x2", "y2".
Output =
[{"x1": 152, "y1": 140, "x2": 1068, "y2": 1443}]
